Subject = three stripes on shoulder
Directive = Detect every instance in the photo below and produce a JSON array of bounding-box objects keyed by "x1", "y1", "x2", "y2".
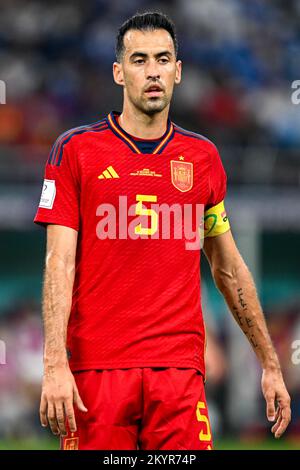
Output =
[{"x1": 98, "y1": 166, "x2": 120, "y2": 179}]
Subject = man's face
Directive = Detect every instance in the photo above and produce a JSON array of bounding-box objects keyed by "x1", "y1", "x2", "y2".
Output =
[{"x1": 113, "y1": 29, "x2": 182, "y2": 115}]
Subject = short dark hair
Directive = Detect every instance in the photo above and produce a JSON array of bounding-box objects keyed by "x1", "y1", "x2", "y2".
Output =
[{"x1": 115, "y1": 11, "x2": 178, "y2": 62}]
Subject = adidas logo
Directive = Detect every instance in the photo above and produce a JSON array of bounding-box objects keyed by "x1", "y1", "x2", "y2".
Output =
[{"x1": 98, "y1": 166, "x2": 120, "y2": 179}]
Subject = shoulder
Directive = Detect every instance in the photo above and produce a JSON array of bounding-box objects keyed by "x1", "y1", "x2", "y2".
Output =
[
  {"x1": 173, "y1": 122, "x2": 219, "y2": 156},
  {"x1": 48, "y1": 117, "x2": 109, "y2": 165}
]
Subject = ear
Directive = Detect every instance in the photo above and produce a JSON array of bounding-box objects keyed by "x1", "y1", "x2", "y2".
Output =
[
  {"x1": 113, "y1": 62, "x2": 124, "y2": 86},
  {"x1": 175, "y1": 60, "x2": 182, "y2": 85}
]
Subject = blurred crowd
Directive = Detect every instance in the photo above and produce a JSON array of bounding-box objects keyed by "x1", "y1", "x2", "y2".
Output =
[
  {"x1": 0, "y1": 0, "x2": 300, "y2": 155},
  {"x1": 0, "y1": 301, "x2": 43, "y2": 439}
]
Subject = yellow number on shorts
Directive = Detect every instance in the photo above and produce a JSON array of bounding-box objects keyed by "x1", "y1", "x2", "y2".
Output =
[
  {"x1": 135, "y1": 194, "x2": 158, "y2": 235},
  {"x1": 196, "y1": 401, "x2": 211, "y2": 442}
]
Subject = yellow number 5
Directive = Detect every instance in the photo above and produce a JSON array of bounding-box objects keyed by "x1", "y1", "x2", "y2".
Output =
[
  {"x1": 196, "y1": 401, "x2": 212, "y2": 442},
  {"x1": 135, "y1": 194, "x2": 158, "y2": 236}
]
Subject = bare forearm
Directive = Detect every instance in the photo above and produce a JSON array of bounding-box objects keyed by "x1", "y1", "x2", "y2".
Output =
[
  {"x1": 40, "y1": 226, "x2": 84, "y2": 436},
  {"x1": 43, "y1": 252, "x2": 74, "y2": 368},
  {"x1": 214, "y1": 257, "x2": 280, "y2": 371},
  {"x1": 204, "y1": 231, "x2": 290, "y2": 436}
]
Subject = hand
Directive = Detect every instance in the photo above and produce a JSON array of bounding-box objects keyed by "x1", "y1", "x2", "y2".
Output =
[
  {"x1": 40, "y1": 364, "x2": 88, "y2": 436},
  {"x1": 261, "y1": 368, "x2": 291, "y2": 438}
]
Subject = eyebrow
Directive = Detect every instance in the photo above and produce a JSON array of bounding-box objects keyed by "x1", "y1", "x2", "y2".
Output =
[{"x1": 129, "y1": 51, "x2": 173, "y2": 60}]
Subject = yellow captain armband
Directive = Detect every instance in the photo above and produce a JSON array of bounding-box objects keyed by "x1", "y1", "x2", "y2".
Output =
[{"x1": 204, "y1": 200, "x2": 230, "y2": 238}]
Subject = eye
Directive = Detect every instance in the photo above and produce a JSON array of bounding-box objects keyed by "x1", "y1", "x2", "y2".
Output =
[
  {"x1": 134, "y1": 59, "x2": 145, "y2": 64},
  {"x1": 159, "y1": 58, "x2": 169, "y2": 64}
]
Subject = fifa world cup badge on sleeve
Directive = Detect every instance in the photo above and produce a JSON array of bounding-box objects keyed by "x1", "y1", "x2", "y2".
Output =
[{"x1": 39, "y1": 179, "x2": 56, "y2": 209}]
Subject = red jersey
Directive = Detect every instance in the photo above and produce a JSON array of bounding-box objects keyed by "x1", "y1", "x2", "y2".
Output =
[{"x1": 34, "y1": 111, "x2": 227, "y2": 376}]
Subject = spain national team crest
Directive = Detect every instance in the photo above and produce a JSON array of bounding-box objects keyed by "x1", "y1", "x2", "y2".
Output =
[
  {"x1": 170, "y1": 160, "x2": 193, "y2": 192},
  {"x1": 63, "y1": 434, "x2": 79, "y2": 450}
]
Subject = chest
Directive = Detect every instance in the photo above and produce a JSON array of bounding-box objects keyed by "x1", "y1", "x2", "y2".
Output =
[{"x1": 79, "y1": 145, "x2": 211, "y2": 209}]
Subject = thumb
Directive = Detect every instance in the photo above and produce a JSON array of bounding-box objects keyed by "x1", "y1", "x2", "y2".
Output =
[
  {"x1": 265, "y1": 393, "x2": 275, "y2": 422},
  {"x1": 74, "y1": 385, "x2": 88, "y2": 412}
]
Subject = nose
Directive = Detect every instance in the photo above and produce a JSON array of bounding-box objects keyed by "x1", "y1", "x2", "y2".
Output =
[{"x1": 145, "y1": 58, "x2": 160, "y2": 80}]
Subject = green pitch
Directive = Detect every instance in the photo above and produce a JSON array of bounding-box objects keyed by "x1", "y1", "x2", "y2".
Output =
[{"x1": 0, "y1": 438, "x2": 298, "y2": 450}]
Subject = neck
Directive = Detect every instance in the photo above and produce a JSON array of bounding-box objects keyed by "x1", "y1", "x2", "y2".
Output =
[{"x1": 118, "y1": 102, "x2": 170, "y2": 139}]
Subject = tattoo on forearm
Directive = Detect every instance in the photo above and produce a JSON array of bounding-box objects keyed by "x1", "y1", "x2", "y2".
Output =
[
  {"x1": 237, "y1": 287, "x2": 247, "y2": 309},
  {"x1": 249, "y1": 333, "x2": 258, "y2": 348},
  {"x1": 232, "y1": 306, "x2": 243, "y2": 326},
  {"x1": 243, "y1": 329, "x2": 259, "y2": 349},
  {"x1": 231, "y1": 289, "x2": 259, "y2": 349}
]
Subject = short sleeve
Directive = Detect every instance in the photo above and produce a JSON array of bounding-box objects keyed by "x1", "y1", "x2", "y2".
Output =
[
  {"x1": 203, "y1": 144, "x2": 230, "y2": 238},
  {"x1": 206, "y1": 144, "x2": 227, "y2": 209},
  {"x1": 34, "y1": 137, "x2": 80, "y2": 231}
]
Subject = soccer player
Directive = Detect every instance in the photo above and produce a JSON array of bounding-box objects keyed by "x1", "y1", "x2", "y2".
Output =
[{"x1": 34, "y1": 12, "x2": 291, "y2": 450}]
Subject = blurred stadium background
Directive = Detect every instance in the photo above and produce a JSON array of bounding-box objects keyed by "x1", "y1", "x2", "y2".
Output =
[{"x1": 0, "y1": 0, "x2": 299, "y2": 450}]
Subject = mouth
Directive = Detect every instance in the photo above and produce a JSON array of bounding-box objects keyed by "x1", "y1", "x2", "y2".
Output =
[{"x1": 145, "y1": 85, "x2": 163, "y2": 97}]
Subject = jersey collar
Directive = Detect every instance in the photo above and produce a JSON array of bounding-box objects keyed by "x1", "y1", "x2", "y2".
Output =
[{"x1": 107, "y1": 111, "x2": 174, "y2": 154}]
